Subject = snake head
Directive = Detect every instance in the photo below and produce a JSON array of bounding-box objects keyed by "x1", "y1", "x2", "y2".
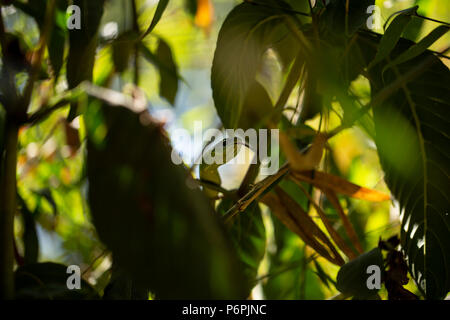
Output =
[{"x1": 202, "y1": 137, "x2": 248, "y2": 166}]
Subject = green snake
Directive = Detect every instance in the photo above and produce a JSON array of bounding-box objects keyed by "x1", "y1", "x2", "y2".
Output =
[{"x1": 199, "y1": 137, "x2": 245, "y2": 199}]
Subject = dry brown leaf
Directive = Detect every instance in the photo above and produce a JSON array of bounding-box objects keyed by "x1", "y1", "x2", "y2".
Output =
[
  {"x1": 261, "y1": 188, "x2": 345, "y2": 266},
  {"x1": 323, "y1": 188, "x2": 363, "y2": 254},
  {"x1": 292, "y1": 170, "x2": 390, "y2": 202},
  {"x1": 280, "y1": 132, "x2": 327, "y2": 172},
  {"x1": 292, "y1": 179, "x2": 358, "y2": 260}
]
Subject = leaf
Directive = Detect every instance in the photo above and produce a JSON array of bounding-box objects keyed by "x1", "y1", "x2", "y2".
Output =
[
  {"x1": 66, "y1": 0, "x2": 105, "y2": 120},
  {"x1": 18, "y1": 196, "x2": 39, "y2": 265},
  {"x1": 291, "y1": 178, "x2": 358, "y2": 260},
  {"x1": 102, "y1": 262, "x2": 148, "y2": 300},
  {"x1": 291, "y1": 170, "x2": 391, "y2": 202},
  {"x1": 382, "y1": 25, "x2": 450, "y2": 75},
  {"x1": 14, "y1": 262, "x2": 99, "y2": 299},
  {"x1": 139, "y1": 41, "x2": 180, "y2": 106},
  {"x1": 280, "y1": 132, "x2": 327, "y2": 172},
  {"x1": 142, "y1": 0, "x2": 169, "y2": 37},
  {"x1": 323, "y1": 188, "x2": 363, "y2": 254},
  {"x1": 85, "y1": 98, "x2": 247, "y2": 299},
  {"x1": 238, "y1": 80, "x2": 273, "y2": 129},
  {"x1": 211, "y1": 0, "x2": 293, "y2": 128},
  {"x1": 13, "y1": 0, "x2": 68, "y2": 79},
  {"x1": 156, "y1": 38, "x2": 179, "y2": 105},
  {"x1": 111, "y1": 32, "x2": 136, "y2": 73},
  {"x1": 336, "y1": 248, "x2": 384, "y2": 299},
  {"x1": 261, "y1": 187, "x2": 345, "y2": 266},
  {"x1": 369, "y1": 6, "x2": 417, "y2": 68},
  {"x1": 320, "y1": 0, "x2": 375, "y2": 37},
  {"x1": 367, "y1": 37, "x2": 450, "y2": 299},
  {"x1": 217, "y1": 199, "x2": 266, "y2": 297}
]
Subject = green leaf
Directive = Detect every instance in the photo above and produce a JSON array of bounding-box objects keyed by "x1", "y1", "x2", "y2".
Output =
[
  {"x1": 85, "y1": 100, "x2": 247, "y2": 299},
  {"x1": 67, "y1": 0, "x2": 105, "y2": 120},
  {"x1": 111, "y1": 32, "x2": 136, "y2": 73},
  {"x1": 13, "y1": 0, "x2": 68, "y2": 79},
  {"x1": 142, "y1": 0, "x2": 169, "y2": 37},
  {"x1": 156, "y1": 38, "x2": 179, "y2": 105},
  {"x1": 367, "y1": 36, "x2": 450, "y2": 299},
  {"x1": 382, "y1": 25, "x2": 449, "y2": 75},
  {"x1": 14, "y1": 262, "x2": 99, "y2": 299},
  {"x1": 139, "y1": 41, "x2": 180, "y2": 106},
  {"x1": 217, "y1": 199, "x2": 266, "y2": 297},
  {"x1": 238, "y1": 80, "x2": 273, "y2": 129},
  {"x1": 369, "y1": 6, "x2": 417, "y2": 68},
  {"x1": 211, "y1": 0, "x2": 293, "y2": 128},
  {"x1": 336, "y1": 248, "x2": 383, "y2": 299}
]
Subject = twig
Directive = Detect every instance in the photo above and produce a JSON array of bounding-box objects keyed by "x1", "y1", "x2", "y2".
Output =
[{"x1": 223, "y1": 164, "x2": 289, "y2": 223}]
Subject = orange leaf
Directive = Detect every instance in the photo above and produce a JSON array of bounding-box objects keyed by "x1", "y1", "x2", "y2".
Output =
[{"x1": 292, "y1": 170, "x2": 391, "y2": 202}]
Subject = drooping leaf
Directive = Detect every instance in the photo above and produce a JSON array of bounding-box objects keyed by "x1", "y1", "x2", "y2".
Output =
[
  {"x1": 336, "y1": 247, "x2": 384, "y2": 299},
  {"x1": 142, "y1": 0, "x2": 169, "y2": 37},
  {"x1": 369, "y1": 6, "x2": 417, "y2": 68},
  {"x1": 139, "y1": 41, "x2": 180, "y2": 106},
  {"x1": 85, "y1": 97, "x2": 247, "y2": 299},
  {"x1": 291, "y1": 170, "x2": 391, "y2": 202},
  {"x1": 382, "y1": 25, "x2": 449, "y2": 75},
  {"x1": 111, "y1": 32, "x2": 137, "y2": 73},
  {"x1": 14, "y1": 262, "x2": 99, "y2": 300},
  {"x1": 217, "y1": 199, "x2": 266, "y2": 297},
  {"x1": 156, "y1": 38, "x2": 179, "y2": 105},
  {"x1": 211, "y1": 0, "x2": 293, "y2": 128},
  {"x1": 365, "y1": 33, "x2": 450, "y2": 299}
]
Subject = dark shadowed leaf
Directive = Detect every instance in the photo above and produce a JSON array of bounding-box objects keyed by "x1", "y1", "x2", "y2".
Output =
[
  {"x1": 66, "y1": 0, "x2": 105, "y2": 120},
  {"x1": 217, "y1": 199, "x2": 266, "y2": 297},
  {"x1": 102, "y1": 262, "x2": 148, "y2": 300},
  {"x1": 14, "y1": 262, "x2": 99, "y2": 300},
  {"x1": 336, "y1": 247, "x2": 383, "y2": 299},
  {"x1": 140, "y1": 41, "x2": 180, "y2": 105},
  {"x1": 85, "y1": 100, "x2": 247, "y2": 299},
  {"x1": 365, "y1": 33, "x2": 450, "y2": 299},
  {"x1": 320, "y1": 0, "x2": 374, "y2": 37},
  {"x1": 211, "y1": 0, "x2": 293, "y2": 128},
  {"x1": 156, "y1": 38, "x2": 179, "y2": 105}
]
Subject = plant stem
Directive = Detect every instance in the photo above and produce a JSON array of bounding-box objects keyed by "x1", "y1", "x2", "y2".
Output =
[{"x1": 0, "y1": 119, "x2": 19, "y2": 299}]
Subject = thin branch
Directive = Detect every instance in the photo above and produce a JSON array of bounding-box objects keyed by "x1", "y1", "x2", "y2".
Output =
[{"x1": 223, "y1": 163, "x2": 289, "y2": 223}]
